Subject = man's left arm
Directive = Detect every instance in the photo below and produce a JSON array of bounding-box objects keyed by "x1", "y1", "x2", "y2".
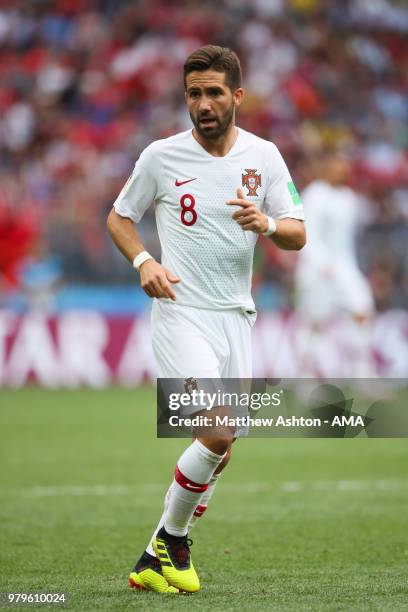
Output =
[
  {"x1": 226, "y1": 188, "x2": 306, "y2": 251},
  {"x1": 268, "y1": 217, "x2": 306, "y2": 250}
]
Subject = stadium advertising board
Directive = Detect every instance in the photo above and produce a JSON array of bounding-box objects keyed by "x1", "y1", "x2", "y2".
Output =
[{"x1": 0, "y1": 310, "x2": 407, "y2": 386}]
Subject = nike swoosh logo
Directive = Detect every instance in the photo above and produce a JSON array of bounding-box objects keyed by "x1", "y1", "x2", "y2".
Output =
[
  {"x1": 185, "y1": 482, "x2": 203, "y2": 491},
  {"x1": 175, "y1": 178, "x2": 197, "y2": 186}
]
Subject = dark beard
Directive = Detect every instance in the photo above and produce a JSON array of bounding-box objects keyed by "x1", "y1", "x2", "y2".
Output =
[{"x1": 190, "y1": 105, "x2": 235, "y2": 140}]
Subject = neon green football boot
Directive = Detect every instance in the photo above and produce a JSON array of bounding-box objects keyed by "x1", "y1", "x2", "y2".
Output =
[
  {"x1": 153, "y1": 527, "x2": 200, "y2": 593},
  {"x1": 129, "y1": 551, "x2": 179, "y2": 593}
]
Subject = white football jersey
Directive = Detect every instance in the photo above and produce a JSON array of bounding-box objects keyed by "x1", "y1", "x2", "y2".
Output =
[
  {"x1": 113, "y1": 127, "x2": 304, "y2": 310},
  {"x1": 297, "y1": 180, "x2": 364, "y2": 272},
  {"x1": 296, "y1": 179, "x2": 373, "y2": 319}
]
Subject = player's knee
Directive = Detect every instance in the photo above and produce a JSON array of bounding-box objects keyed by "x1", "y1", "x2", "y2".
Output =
[
  {"x1": 214, "y1": 437, "x2": 232, "y2": 455},
  {"x1": 215, "y1": 446, "x2": 232, "y2": 473},
  {"x1": 199, "y1": 435, "x2": 232, "y2": 456}
]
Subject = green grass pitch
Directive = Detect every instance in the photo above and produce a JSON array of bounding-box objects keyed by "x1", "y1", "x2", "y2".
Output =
[{"x1": 0, "y1": 387, "x2": 407, "y2": 611}]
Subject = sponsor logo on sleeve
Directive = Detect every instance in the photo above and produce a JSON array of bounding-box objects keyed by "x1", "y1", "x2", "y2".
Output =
[{"x1": 288, "y1": 181, "x2": 302, "y2": 206}]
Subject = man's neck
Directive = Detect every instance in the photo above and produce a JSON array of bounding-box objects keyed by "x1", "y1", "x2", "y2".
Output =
[{"x1": 192, "y1": 125, "x2": 239, "y2": 158}]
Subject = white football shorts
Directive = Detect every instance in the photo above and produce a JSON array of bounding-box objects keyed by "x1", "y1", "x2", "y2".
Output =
[
  {"x1": 151, "y1": 299, "x2": 255, "y2": 378},
  {"x1": 296, "y1": 265, "x2": 374, "y2": 323}
]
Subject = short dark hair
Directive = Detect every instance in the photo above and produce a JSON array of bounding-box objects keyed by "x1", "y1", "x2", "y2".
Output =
[{"x1": 184, "y1": 45, "x2": 242, "y2": 92}]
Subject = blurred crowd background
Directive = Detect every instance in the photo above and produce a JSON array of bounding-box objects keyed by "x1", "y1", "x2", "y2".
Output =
[{"x1": 0, "y1": 0, "x2": 407, "y2": 313}]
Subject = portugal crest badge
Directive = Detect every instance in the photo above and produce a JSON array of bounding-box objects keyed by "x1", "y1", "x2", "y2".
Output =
[
  {"x1": 184, "y1": 377, "x2": 198, "y2": 396},
  {"x1": 242, "y1": 169, "x2": 261, "y2": 196}
]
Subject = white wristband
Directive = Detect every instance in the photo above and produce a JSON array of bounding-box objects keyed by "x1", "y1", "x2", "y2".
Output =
[
  {"x1": 262, "y1": 216, "x2": 277, "y2": 236},
  {"x1": 132, "y1": 251, "x2": 153, "y2": 270}
]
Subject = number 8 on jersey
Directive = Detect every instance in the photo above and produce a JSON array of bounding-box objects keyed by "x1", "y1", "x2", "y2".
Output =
[{"x1": 180, "y1": 194, "x2": 197, "y2": 226}]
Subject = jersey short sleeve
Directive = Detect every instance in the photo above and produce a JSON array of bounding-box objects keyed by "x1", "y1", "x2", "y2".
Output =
[
  {"x1": 262, "y1": 144, "x2": 305, "y2": 221},
  {"x1": 113, "y1": 144, "x2": 158, "y2": 223}
]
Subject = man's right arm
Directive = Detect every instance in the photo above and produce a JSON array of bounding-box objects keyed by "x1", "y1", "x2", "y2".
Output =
[{"x1": 106, "y1": 208, "x2": 180, "y2": 300}]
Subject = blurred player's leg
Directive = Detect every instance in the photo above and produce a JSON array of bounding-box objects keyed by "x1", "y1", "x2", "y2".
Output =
[
  {"x1": 297, "y1": 321, "x2": 323, "y2": 377},
  {"x1": 344, "y1": 313, "x2": 375, "y2": 377},
  {"x1": 339, "y1": 271, "x2": 375, "y2": 377}
]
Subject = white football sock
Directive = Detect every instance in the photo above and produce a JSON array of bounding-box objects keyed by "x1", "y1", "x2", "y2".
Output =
[
  {"x1": 146, "y1": 467, "x2": 222, "y2": 554},
  {"x1": 188, "y1": 471, "x2": 220, "y2": 530},
  {"x1": 164, "y1": 440, "x2": 224, "y2": 537},
  {"x1": 145, "y1": 484, "x2": 172, "y2": 556}
]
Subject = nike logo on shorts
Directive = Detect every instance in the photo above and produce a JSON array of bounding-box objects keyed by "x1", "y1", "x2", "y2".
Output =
[{"x1": 175, "y1": 178, "x2": 197, "y2": 186}]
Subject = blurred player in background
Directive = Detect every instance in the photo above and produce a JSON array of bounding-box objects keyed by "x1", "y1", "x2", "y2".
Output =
[
  {"x1": 295, "y1": 151, "x2": 375, "y2": 377},
  {"x1": 107, "y1": 45, "x2": 305, "y2": 594}
]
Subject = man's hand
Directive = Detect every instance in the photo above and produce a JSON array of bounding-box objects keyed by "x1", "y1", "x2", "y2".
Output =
[
  {"x1": 139, "y1": 259, "x2": 181, "y2": 300},
  {"x1": 226, "y1": 188, "x2": 268, "y2": 234}
]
